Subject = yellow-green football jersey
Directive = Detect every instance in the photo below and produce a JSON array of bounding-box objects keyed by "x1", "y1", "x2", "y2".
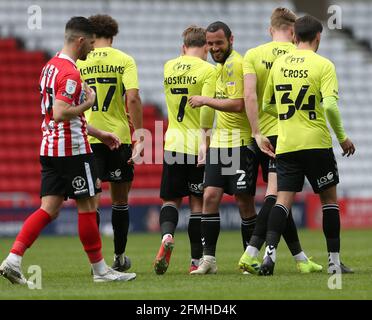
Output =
[
  {"x1": 263, "y1": 49, "x2": 339, "y2": 155},
  {"x1": 210, "y1": 50, "x2": 252, "y2": 148},
  {"x1": 243, "y1": 41, "x2": 296, "y2": 137},
  {"x1": 164, "y1": 55, "x2": 216, "y2": 155},
  {"x1": 77, "y1": 47, "x2": 139, "y2": 144}
]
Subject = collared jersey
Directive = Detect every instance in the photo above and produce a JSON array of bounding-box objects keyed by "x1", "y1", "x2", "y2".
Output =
[
  {"x1": 163, "y1": 55, "x2": 216, "y2": 155},
  {"x1": 210, "y1": 50, "x2": 252, "y2": 148},
  {"x1": 77, "y1": 47, "x2": 139, "y2": 144},
  {"x1": 39, "y1": 52, "x2": 91, "y2": 157},
  {"x1": 243, "y1": 41, "x2": 296, "y2": 137},
  {"x1": 263, "y1": 49, "x2": 339, "y2": 154}
]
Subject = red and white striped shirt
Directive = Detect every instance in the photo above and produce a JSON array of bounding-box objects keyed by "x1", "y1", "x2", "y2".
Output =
[{"x1": 39, "y1": 52, "x2": 92, "y2": 157}]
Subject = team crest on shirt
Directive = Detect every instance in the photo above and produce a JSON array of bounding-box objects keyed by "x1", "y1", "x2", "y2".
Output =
[
  {"x1": 226, "y1": 81, "x2": 236, "y2": 95},
  {"x1": 72, "y1": 176, "x2": 88, "y2": 195},
  {"x1": 66, "y1": 79, "x2": 77, "y2": 94}
]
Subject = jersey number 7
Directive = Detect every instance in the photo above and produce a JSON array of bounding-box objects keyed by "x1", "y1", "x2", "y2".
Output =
[
  {"x1": 171, "y1": 87, "x2": 189, "y2": 122},
  {"x1": 275, "y1": 84, "x2": 316, "y2": 121}
]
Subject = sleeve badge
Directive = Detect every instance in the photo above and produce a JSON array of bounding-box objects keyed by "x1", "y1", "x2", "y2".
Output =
[{"x1": 66, "y1": 79, "x2": 77, "y2": 95}]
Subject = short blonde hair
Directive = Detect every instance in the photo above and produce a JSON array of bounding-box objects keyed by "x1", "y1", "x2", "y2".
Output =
[
  {"x1": 271, "y1": 7, "x2": 297, "y2": 29},
  {"x1": 182, "y1": 25, "x2": 206, "y2": 47}
]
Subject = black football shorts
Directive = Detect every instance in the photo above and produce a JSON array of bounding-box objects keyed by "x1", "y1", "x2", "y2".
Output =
[
  {"x1": 276, "y1": 148, "x2": 339, "y2": 194},
  {"x1": 40, "y1": 153, "x2": 101, "y2": 199}
]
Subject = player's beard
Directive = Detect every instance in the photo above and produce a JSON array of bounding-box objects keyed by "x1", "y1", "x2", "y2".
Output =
[
  {"x1": 78, "y1": 48, "x2": 88, "y2": 61},
  {"x1": 78, "y1": 43, "x2": 91, "y2": 61},
  {"x1": 210, "y1": 43, "x2": 232, "y2": 64}
]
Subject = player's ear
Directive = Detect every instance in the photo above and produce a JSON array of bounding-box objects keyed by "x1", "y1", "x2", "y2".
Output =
[
  {"x1": 269, "y1": 27, "x2": 274, "y2": 37},
  {"x1": 202, "y1": 45, "x2": 208, "y2": 60},
  {"x1": 294, "y1": 34, "x2": 299, "y2": 45},
  {"x1": 229, "y1": 34, "x2": 234, "y2": 45},
  {"x1": 77, "y1": 36, "x2": 85, "y2": 47}
]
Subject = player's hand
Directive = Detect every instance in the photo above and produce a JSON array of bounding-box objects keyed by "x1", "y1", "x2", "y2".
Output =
[
  {"x1": 128, "y1": 140, "x2": 144, "y2": 165},
  {"x1": 255, "y1": 134, "x2": 275, "y2": 158},
  {"x1": 188, "y1": 96, "x2": 205, "y2": 108},
  {"x1": 100, "y1": 131, "x2": 121, "y2": 150},
  {"x1": 83, "y1": 83, "x2": 96, "y2": 108},
  {"x1": 340, "y1": 138, "x2": 355, "y2": 157},
  {"x1": 197, "y1": 143, "x2": 207, "y2": 167}
]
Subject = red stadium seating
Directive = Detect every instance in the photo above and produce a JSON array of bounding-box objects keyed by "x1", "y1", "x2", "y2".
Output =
[
  {"x1": 0, "y1": 38, "x2": 44, "y2": 205},
  {"x1": 0, "y1": 37, "x2": 263, "y2": 207},
  {"x1": 0, "y1": 38, "x2": 167, "y2": 206}
]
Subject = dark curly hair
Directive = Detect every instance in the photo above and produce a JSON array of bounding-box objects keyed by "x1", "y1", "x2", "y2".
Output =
[{"x1": 88, "y1": 14, "x2": 119, "y2": 39}]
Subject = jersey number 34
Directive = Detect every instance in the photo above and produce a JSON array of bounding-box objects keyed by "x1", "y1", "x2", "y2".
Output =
[{"x1": 275, "y1": 84, "x2": 316, "y2": 121}]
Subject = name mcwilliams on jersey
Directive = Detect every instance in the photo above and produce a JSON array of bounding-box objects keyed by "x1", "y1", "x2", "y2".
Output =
[
  {"x1": 317, "y1": 171, "x2": 335, "y2": 188},
  {"x1": 262, "y1": 60, "x2": 274, "y2": 70},
  {"x1": 79, "y1": 64, "x2": 125, "y2": 75}
]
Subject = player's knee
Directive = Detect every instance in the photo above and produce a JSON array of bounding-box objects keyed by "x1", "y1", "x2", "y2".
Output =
[
  {"x1": 40, "y1": 199, "x2": 63, "y2": 220},
  {"x1": 235, "y1": 195, "x2": 255, "y2": 218},
  {"x1": 203, "y1": 191, "x2": 220, "y2": 212},
  {"x1": 44, "y1": 210, "x2": 60, "y2": 220},
  {"x1": 319, "y1": 186, "x2": 338, "y2": 205},
  {"x1": 76, "y1": 197, "x2": 97, "y2": 213}
]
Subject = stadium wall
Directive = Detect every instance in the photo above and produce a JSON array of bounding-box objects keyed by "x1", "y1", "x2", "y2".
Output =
[
  {"x1": 3, "y1": 195, "x2": 372, "y2": 236},
  {"x1": 0, "y1": 200, "x2": 306, "y2": 237}
]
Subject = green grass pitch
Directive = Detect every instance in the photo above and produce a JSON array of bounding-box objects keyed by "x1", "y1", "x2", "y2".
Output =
[{"x1": 0, "y1": 230, "x2": 371, "y2": 300}]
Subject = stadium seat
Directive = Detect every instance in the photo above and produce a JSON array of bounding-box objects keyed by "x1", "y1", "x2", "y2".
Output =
[{"x1": 1, "y1": 0, "x2": 372, "y2": 199}]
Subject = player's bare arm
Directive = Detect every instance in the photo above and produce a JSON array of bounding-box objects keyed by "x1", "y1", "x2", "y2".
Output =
[
  {"x1": 197, "y1": 128, "x2": 212, "y2": 167},
  {"x1": 244, "y1": 73, "x2": 275, "y2": 157},
  {"x1": 53, "y1": 83, "x2": 95, "y2": 122},
  {"x1": 244, "y1": 73, "x2": 260, "y2": 136},
  {"x1": 188, "y1": 96, "x2": 244, "y2": 112},
  {"x1": 126, "y1": 88, "x2": 144, "y2": 164}
]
